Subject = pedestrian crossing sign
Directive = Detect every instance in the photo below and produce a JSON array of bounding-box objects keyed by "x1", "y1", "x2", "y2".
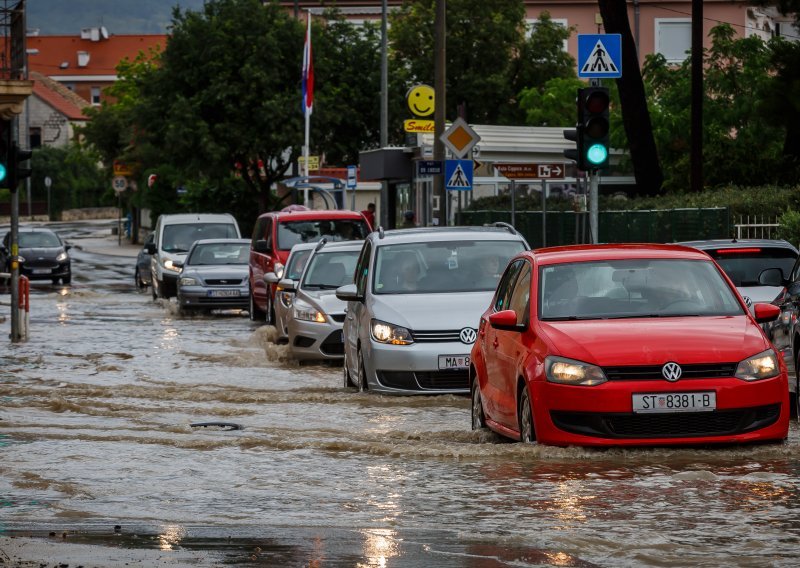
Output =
[
  {"x1": 445, "y1": 159, "x2": 473, "y2": 191},
  {"x1": 578, "y1": 34, "x2": 622, "y2": 78}
]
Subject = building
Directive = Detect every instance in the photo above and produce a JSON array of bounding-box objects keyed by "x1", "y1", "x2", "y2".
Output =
[{"x1": 21, "y1": 71, "x2": 90, "y2": 148}]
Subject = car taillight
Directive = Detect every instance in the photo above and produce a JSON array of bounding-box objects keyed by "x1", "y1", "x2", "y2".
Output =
[{"x1": 714, "y1": 248, "x2": 762, "y2": 255}]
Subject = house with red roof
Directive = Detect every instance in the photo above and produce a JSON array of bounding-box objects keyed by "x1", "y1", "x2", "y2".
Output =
[{"x1": 21, "y1": 71, "x2": 90, "y2": 148}]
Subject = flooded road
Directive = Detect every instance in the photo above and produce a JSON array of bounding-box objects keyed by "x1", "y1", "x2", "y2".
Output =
[{"x1": 2, "y1": 221, "x2": 800, "y2": 566}]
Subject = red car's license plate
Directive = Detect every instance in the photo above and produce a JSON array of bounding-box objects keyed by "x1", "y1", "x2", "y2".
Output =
[{"x1": 632, "y1": 391, "x2": 716, "y2": 413}]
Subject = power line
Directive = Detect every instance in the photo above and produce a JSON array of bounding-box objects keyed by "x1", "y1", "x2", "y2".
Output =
[{"x1": 650, "y1": 3, "x2": 800, "y2": 41}]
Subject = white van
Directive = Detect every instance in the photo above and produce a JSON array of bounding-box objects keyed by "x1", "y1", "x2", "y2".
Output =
[{"x1": 146, "y1": 213, "x2": 241, "y2": 299}]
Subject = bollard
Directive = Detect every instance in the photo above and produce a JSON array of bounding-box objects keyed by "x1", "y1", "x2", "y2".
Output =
[{"x1": 18, "y1": 275, "x2": 29, "y2": 341}]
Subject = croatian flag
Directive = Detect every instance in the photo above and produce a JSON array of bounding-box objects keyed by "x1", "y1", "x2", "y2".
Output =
[{"x1": 302, "y1": 16, "x2": 314, "y2": 116}]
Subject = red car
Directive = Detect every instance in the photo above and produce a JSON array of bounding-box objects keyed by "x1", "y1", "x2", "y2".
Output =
[
  {"x1": 248, "y1": 208, "x2": 371, "y2": 322},
  {"x1": 470, "y1": 244, "x2": 789, "y2": 447}
]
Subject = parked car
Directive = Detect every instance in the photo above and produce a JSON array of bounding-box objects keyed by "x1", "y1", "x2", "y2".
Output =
[
  {"x1": 336, "y1": 225, "x2": 529, "y2": 394},
  {"x1": 677, "y1": 239, "x2": 798, "y2": 308},
  {"x1": 249, "y1": 208, "x2": 371, "y2": 324},
  {"x1": 470, "y1": 244, "x2": 789, "y2": 447},
  {"x1": 135, "y1": 232, "x2": 154, "y2": 289},
  {"x1": 147, "y1": 213, "x2": 241, "y2": 300},
  {"x1": 285, "y1": 240, "x2": 363, "y2": 361},
  {"x1": 1, "y1": 227, "x2": 72, "y2": 284},
  {"x1": 265, "y1": 242, "x2": 316, "y2": 343},
  {"x1": 175, "y1": 238, "x2": 251, "y2": 314}
]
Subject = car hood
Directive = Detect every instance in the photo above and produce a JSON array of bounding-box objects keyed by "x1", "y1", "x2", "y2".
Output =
[
  {"x1": 370, "y1": 292, "x2": 493, "y2": 330},
  {"x1": 184, "y1": 265, "x2": 249, "y2": 281},
  {"x1": 20, "y1": 247, "x2": 64, "y2": 259},
  {"x1": 299, "y1": 289, "x2": 347, "y2": 314},
  {"x1": 539, "y1": 316, "x2": 769, "y2": 366}
]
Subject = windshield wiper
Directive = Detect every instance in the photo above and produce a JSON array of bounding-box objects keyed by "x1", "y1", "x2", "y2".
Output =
[
  {"x1": 605, "y1": 313, "x2": 703, "y2": 319},
  {"x1": 542, "y1": 315, "x2": 600, "y2": 321}
]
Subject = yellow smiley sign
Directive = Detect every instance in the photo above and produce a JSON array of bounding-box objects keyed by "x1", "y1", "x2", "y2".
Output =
[{"x1": 406, "y1": 84, "x2": 435, "y2": 117}]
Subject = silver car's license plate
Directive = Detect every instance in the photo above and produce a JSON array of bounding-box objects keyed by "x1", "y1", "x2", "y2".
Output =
[
  {"x1": 438, "y1": 355, "x2": 470, "y2": 370},
  {"x1": 632, "y1": 392, "x2": 716, "y2": 413},
  {"x1": 208, "y1": 290, "x2": 240, "y2": 297}
]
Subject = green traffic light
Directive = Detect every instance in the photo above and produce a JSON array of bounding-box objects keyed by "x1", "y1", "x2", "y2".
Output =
[
  {"x1": 586, "y1": 143, "x2": 608, "y2": 166},
  {"x1": 0, "y1": 163, "x2": 6, "y2": 182}
]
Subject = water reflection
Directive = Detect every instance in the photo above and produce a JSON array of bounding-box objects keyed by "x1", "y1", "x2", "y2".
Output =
[
  {"x1": 158, "y1": 523, "x2": 186, "y2": 551},
  {"x1": 359, "y1": 528, "x2": 398, "y2": 568}
]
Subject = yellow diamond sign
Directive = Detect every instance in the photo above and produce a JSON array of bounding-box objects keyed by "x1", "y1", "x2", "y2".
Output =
[{"x1": 440, "y1": 117, "x2": 480, "y2": 158}]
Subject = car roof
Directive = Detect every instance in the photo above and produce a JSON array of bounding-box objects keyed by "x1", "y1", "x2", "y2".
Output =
[
  {"x1": 190, "y1": 238, "x2": 250, "y2": 246},
  {"x1": 288, "y1": 242, "x2": 320, "y2": 253},
  {"x1": 261, "y1": 210, "x2": 366, "y2": 221},
  {"x1": 371, "y1": 226, "x2": 527, "y2": 245},
  {"x1": 530, "y1": 243, "x2": 713, "y2": 265},
  {"x1": 159, "y1": 213, "x2": 236, "y2": 224},
  {"x1": 17, "y1": 227, "x2": 59, "y2": 234},
  {"x1": 313, "y1": 240, "x2": 365, "y2": 252},
  {"x1": 676, "y1": 238, "x2": 798, "y2": 253}
]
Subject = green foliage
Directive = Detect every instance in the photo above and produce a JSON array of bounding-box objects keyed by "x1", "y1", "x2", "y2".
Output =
[
  {"x1": 777, "y1": 208, "x2": 800, "y2": 248},
  {"x1": 519, "y1": 77, "x2": 584, "y2": 126}
]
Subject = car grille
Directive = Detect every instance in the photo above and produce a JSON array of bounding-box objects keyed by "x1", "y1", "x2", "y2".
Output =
[
  {"x1": 550, "y1": 404, "x2": 781, "y2": 439},
  {"x1": 603, "y1": 363, "x2": 738, "y2": 381},
  {"x1": 205, "y1": 278, "x2": 245, "y2": 286},
  {"x1": 320, "y1": 331, "x2": 344, "y2": 356},
  {"x1": 377, "y1": 370, "x2": 469, "y2": 391},
  {"x1": 293, "y1": 335, "x2": 315, "y2": 348},
  {"x1": 411, "y1": 330, "x2": 462, "y2": 342},
  {"x1": 330, "y1": 313, "x2": 346, "y2": 323}
]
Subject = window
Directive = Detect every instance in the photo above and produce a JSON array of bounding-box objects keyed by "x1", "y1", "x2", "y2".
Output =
[
  {"x1": 91, "y1": 86, "x2": 101, "y2": 105},
  {"x1": 355, "y1": 241, "x2": 372, "y2": 296},
  {"x1": 29, "y1": 127, "x2": 42, "y2": 149},
  {"x1": 507, "y1": 262, "x2": 531, "y2": 325},
  {"x1": 494, "y1": 260, "x2": 525, "y2": 312},
  {"x1": 655, "y1": 19, "x2": 691, "y2": 63}
]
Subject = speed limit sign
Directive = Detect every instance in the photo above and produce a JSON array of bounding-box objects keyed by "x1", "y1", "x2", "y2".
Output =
[{"x1": 112, "y1": 176, "x2": 128, "y2": 193}]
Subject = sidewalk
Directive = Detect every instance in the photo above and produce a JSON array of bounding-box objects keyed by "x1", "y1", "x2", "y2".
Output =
[{"x1": 72, "y1": 232, "x2": 141, "y2": 258}]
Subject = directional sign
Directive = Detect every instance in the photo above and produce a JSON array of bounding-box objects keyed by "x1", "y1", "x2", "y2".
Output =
[
  {"x1": 444, "y1": 159, "x2": 473, "y2": 191},
  {"x1": 578, "y1": 34, "x2": 622, "y2": 78},
  {"x1": 495, "y1": 163, "x2": 566, "y2": 180},
  {"x1": 346, "y1": 165, "x2": 357, "y2": 189},
  {"x1": 417, "y1": 160, "x2": 443, "y2": 176},
  {"x1": 440, "y1": 117, "x2": 480, "y2": 159},
  {"x1": 112, "y1": 176, "x2": 128, "y2": 193}
]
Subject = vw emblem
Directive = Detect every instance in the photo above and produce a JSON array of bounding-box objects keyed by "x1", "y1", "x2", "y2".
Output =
[
  {"x1": 459, "y1": 327, "x2": 477, "y2": 344},
  {"x1": 662, "y1": 362, "x2": 683, "y2": 382},
  {"x1": 743, "y1": 296, "x2": 753, "y2": 308}
]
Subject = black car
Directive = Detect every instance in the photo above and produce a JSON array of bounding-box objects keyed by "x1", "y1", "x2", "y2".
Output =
[{"x1": 1, "y1": 228, "x2": 72, "y2": 284}]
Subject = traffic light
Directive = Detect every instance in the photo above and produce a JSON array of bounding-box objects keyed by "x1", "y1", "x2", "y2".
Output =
[
  {"x1": 8, "y1": 141, "x2": 32, "y2": 191},
  {"x1": 580, "y1": 86, "x2": 610, "y2": 171},
  {"x1": 0, "y1": 120, "x2": 9, "y2": 189},
  {"x1": 562, "y1": 127, "x2": 582, "y2": 167}
]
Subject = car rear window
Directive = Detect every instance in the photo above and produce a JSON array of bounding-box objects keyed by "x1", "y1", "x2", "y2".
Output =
[
  {"x1": 277, "y1": 219, "x2": 369, "y2": 249},
  {"x1": 705, "y1": 247, "x2": 797, "y2": 286}
]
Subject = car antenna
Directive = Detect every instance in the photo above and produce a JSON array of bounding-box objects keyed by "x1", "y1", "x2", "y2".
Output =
[
  {"x1": 315, "y1": 238, "x2": 328, "y2": 252},
  {"x1": 378, "y1": 226, "x2": 385, "y2": 239}
]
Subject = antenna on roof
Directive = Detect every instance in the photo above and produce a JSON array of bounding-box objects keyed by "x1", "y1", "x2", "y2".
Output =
[{"x1": 378, "y1": 226, "x2": 385, "y2": 239}]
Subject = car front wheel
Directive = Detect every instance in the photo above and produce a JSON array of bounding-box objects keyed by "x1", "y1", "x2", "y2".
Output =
[
  {"x1": 518, "y1": 385, "x2": 536, "y2": 444},
  {"x1": 471, "y1": 375, "x2": 486, "y2": 430}
]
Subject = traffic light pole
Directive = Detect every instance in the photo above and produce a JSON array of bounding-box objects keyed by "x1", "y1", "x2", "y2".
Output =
[
  {"x1": 9, "y1": 185, "x2": 21, "y2": 341},
  {"x1": 589, "y1": 171, "x2": 599, "y2": 244}
]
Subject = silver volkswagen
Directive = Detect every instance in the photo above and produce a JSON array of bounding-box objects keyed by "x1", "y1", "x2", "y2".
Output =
[
  {"x1": 336, "y1": 226, "x2": 528, "y2": 394},
  {"x1": 285, "y1": 240, "x2": 363, "y2": 361},
  {"x1": 264, "y1": 242, "x2": 316, "y2": 343}
]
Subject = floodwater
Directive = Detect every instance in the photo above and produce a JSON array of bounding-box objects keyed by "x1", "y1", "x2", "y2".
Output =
[{"x1": 2, "y1": 221, "x2": 800, "y2": 566}]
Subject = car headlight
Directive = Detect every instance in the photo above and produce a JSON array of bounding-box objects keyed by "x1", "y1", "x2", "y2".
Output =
[
  {"x1": 17, "y1": 255, "x2": 26, "y2": 263},
  {"x1": 545, "y1": 356, "x2": 607, "y2": 386},
  {"x1": 279, "y1": 291, "x2": 294, "y2": 308},
  {"x1": 370, "y1": 319, "x2": 414, "y2": 345},
  {"x1": 179, "y1": 277, "x2": 198, "y2": 286},
  {"x1": 162, "y1": 259, "x2": 182, "y2": 273},
  {"x1": 735, "y1": 349, "x2": 779, "y2": 381},
  {"x1": 294, "y1": 300, "x2": 326, "y2": 323},
  {"x1": 274, "y1": 263, "x2": 285, "y2": 279},
  {"x1": 56, "y1": 251, "x2": 68, "y2": 262}
]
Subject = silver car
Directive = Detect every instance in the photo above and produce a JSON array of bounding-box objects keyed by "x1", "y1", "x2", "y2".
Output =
[
  {"x1": 176, "y1": 238, "x2": 251, "y2": 314},
  {"x1": 285, "y1": 240, "x2": 363, "y2": 361},
  {"x1": 264, "y1": 242, "x2": 316, "y2": 343},
  {"x1": 336, "y1": 226, "x2": 528, "y2": 394}
]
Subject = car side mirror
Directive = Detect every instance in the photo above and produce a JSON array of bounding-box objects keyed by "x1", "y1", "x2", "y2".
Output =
[
  {"x1": 254, "y1": 239, "x2": 271, "y2": 254},
  {"x1": 64, "y1": 244, "x2": 73, "y2": 251},
  {"x1": 489, "y1": 309, "x2": 525, "y2": 331},
  {"x1": 145, "y1": 243, "x2": 156, "y2": 254},
  {"x1": 278, "y1": 278, "x2": 296, "y2": 293},
  {"x1": 264, "y1": 272, "x2": 280, "y2": 285},
  {"x1": 758, "y1": 267, "x2": 786, "y2": 287},
  {"x1": 336, "y1": 284, "x2": 364, "y2": 303},
  {"x1": 173, "y1": 260, "x2": 184, "y2": 269},
  {"x1": 753, "y1": 303, "x2": 780, "y2": 323}
]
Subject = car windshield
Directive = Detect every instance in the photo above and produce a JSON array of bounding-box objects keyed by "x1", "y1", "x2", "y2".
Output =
[
  {"x1": 19, "y1": 232, "x2": 61, "y2": 248},
  {"x1": 277, "y1": 219, "x2": 369, "y2": 250},
  {"x1": 187, "y1": 243, "x2": 249, "y2": 265},
  {"x1": 539, "y1": 259, "x2": 745, "y2": 321},
  {"x1": 373, "y1": 240, "x2": 526, "y2": 294},
  {"x1": 286, "y1": 249, "x2": 312, "y2": 280},
  {"x1": 301, "y1": 249, "x2": 360, "y2": 290},
  {"x1": 704, "y1": 247, "x2": 797, "y2": 286},
  {"x1": 162, "y1": 223, "x2": 239, "y2": 253}
]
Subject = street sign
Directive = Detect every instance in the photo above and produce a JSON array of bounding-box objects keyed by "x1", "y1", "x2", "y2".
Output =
[
  {"x1": 417, "y1": 160, "x2": 443, "y2": 176},
  {"x1": 346, "y1": 165, "x2": 357, "y2": 189},
  {"x1": 298, "y1": 155, "x2": 320, "y2": 171},
  {"x1": 495, "y1": 163, "x2": 566, "y2": 180},
  {"x1": 578, "y1": 34, "x2": 622, "y2": 78},
  {"x1": 44, "y1": 176, "x2": 52, "y2": 188},
  {"x1": 440, "y1": 117, "x2": 480, "y2": 159},
  {"x1": 404, "y1": 119, "x2": 434, "y2": 133},
  {"x1": 113, "y1": 160, "x2": 134, "y2": 177},
  {"x1": 444, "y1": 159, "x2": 473, "y2": 191},
  {"x1": 112, "y1": 176, "x2": 128, "y2": 193}
]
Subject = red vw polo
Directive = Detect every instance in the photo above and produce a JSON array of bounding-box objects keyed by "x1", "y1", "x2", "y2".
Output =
[{"x1": 470, "y1": 244, "x2": 790, "y2": 447}]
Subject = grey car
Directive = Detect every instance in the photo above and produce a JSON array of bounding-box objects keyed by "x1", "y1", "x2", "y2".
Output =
[
  {"x1": 264, "y1": 242, "x2": 316, "y2": 343},
  {"x1": 285, "y1": 240, "x2": 363, "y2": 361},
  {"x1": 176, "y1": 238, "x2": 251, "y2": 314},
  {"x1": 135, "y1": 232, "x2": 154, "y2": 289},
  {"x1": 336, "y1": 226, "x2": 528, "y2": 394}
]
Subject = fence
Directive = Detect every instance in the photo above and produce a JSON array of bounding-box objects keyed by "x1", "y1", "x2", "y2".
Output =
[
  {"x1": 460, "y1": 207, "x2": 731, "y2": 248},
  {"x1": 734, "y1": 215, "x2": 780, "y2": 240}
]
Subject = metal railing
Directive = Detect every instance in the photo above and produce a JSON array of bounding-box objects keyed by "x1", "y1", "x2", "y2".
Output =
[
  {"x1": 734, "y1": 215, "x2": 780, "y2": 240},
  {"x1": 1, "y1": 272, "x2": 28, "y2": 340}
]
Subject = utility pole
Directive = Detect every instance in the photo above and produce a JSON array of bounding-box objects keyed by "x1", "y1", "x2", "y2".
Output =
[
  {"x1": 432, "y1": 0, "x2": 446, "y2": 226},
  {"x1": 691, "y1": 0, "x2": 703, "y2": 192},
  {"x1": 379, "y1": 0, "x2": 389, "y2": 228}
]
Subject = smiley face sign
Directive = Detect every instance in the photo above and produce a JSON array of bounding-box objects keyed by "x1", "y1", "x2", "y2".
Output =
[{"x1": 406, "y1": 84, "x2": 435, "y2": 117}]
